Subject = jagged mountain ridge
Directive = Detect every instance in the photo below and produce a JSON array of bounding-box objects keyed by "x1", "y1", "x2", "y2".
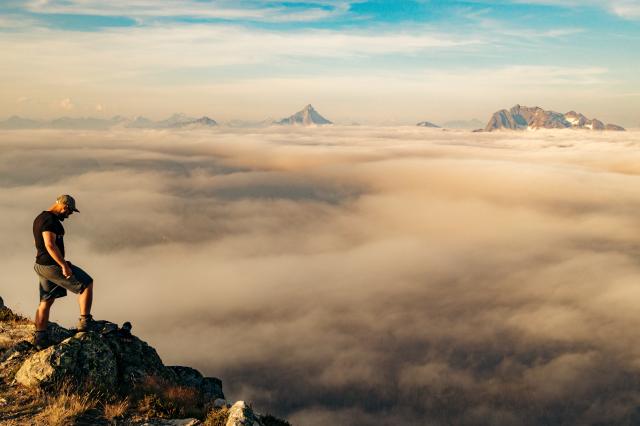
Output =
[
  {"x1": 484, "y1": 105, "x2": 625, "y2": 131},
  {"x1": 274, "y1": 104, "x2": 332, "y2": 126}
]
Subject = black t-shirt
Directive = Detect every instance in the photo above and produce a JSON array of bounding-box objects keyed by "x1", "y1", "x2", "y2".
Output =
[{"x1": 33, "y1": 211, "x2": 65, "y2": 265}]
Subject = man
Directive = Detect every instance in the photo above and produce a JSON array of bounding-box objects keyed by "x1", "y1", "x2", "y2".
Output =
[{"x1": 32, "y1": 194, "x2": 96, "y2": 349}]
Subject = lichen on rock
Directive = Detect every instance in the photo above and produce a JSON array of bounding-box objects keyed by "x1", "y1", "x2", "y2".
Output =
[
  {"x1": 226, "y1": 401, "x2": 261, "y2": 426},
  {"x1": 15, "y1": 331, "x2": 118, "y2": 392}
]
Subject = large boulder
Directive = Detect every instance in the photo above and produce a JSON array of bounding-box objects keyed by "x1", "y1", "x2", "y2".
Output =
[
  {"x1": 167, "y1": 366, "x2": 225, "y2": 401},
  {"x1": 101, "y1": 331, "x2": 170, "y2": 392},
  {"x1": 15, "y1": 332, "x2": 117, "y2": 392},
  {"x1": 7, "y1": 320, "x2": 225, "y2": 405},
  {"x1": 226, "y1": 401, "x2": 262, "y2": 426}
]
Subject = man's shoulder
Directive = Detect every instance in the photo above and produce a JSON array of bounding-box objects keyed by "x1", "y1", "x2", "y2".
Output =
[
  {"x1": 34, "y1": 211, "x2": 60, "y2": 229},
  {"x1": 35, "y1": 210, "x2": 53, "y2": 222}
]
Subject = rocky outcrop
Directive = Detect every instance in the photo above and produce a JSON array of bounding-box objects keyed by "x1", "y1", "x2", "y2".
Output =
[
  {"x1": 1, "y1": 310, "x2": 224, "y2": 403},
  {"x1": 226, "y1": 401, "x2": 261, "y2": 426},
  {"x1": 0, "y1": 303, "x2": 291, "y2": 425},
  {"x1": 484, "y1": 105, "x2": 626, "y2": 131},
  {"x1": 15, "y1": 331, "x2": 117, "y2": 390}
]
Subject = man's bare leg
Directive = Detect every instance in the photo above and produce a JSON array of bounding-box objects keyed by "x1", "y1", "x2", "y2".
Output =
[
  {"x1": 78, "y1": 282, "x2": 93, "y2": 316},
  {"x1": 35, "y1": 298, "x2": 55, "y2": 331}
]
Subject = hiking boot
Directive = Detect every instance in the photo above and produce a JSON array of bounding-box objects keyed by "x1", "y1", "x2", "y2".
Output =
[
  {"x1": 77, "y1": 314, "x2": 99, "y2": 332},
  {"x1": 33, "y1": 330, "x2": 52, "y2": 350}
]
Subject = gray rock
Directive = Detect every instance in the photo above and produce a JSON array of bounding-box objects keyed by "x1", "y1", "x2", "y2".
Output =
[
  {"x1": 167, "y1": 366, "x2": 225, "y2": 401},
  {"x1": 15, "y1": 332, "x2": 117, "y2": 392},
  {"x1": 0, "y1": 296, "x2": 4, "y2": 309},
  {"x1": 226, "y1": 401, "x2": 262, "y2": 426},
  {"x1": 48, "y1": 321, "x2": 74, "y2": 343},
  {"x1": 0, "y1": 340, "x2": 34, "y2": 382},
  {"x1": 213, "y1": 398, "x2": 227, "y2": 409},
  {"x1": 101, "y1": 331, "x2": 170, "y2": 391}
]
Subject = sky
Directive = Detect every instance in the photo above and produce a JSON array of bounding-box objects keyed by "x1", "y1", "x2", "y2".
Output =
[
  {"x1": 3, "y1": 127, "x2": 640, "y2": 424},
  {"x1": 1, "y1": 0, "x2": 639, "y2": 125}
]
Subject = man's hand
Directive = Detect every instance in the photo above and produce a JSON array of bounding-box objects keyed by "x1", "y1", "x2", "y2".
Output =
[{"x1": 62, "y1": 262, "x2": 72, "y2": 278}]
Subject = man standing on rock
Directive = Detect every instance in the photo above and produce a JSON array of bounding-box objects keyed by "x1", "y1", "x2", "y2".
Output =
[{"x1": 32, "y1": 194, "x2": 96, "y2": 349}]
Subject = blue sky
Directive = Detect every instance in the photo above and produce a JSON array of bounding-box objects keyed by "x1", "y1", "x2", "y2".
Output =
[{"x1": 1, "y1": 0, "x2": 639, "y2": 125}]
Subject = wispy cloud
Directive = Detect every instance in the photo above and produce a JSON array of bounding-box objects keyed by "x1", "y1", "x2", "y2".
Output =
[
  {"x1": 610, "y1": 0, "x2": 640, "y2": 19},
  {"x1": 0, "y1": 23, "x2": 482, "y2": 80},
  {"x1": 507, "y1": 0, "x2": 640, "y2": 20},
  {"x1": 23, "y1": 0, "x2": 355, "y2": 23}
]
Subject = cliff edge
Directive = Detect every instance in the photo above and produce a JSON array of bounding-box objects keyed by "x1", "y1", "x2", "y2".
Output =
[{"x1": 0, "y1": 299, "x2": 289, "y2": 426}]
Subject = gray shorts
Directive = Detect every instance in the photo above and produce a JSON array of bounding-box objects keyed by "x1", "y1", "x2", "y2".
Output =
[{"x1": 34, "y1": 263, "x2": 93, "y2": 301}]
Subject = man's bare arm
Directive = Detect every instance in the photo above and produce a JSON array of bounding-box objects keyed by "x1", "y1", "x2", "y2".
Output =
[{"x1": 43, "y1": 231, "x2": 72, "y2": 278}]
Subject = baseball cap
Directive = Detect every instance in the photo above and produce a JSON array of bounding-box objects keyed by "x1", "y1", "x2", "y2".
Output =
[{"x1": 56, "y1": 194, "x2": 80, "y2": 213}]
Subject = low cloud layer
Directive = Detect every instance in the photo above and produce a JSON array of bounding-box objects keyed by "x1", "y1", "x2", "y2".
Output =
[{"x1": 2, "y1": 127, "x2": 640, "y2": 425}]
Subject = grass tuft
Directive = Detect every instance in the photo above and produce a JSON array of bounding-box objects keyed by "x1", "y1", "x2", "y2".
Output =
[
  {"x1": 203, "y1": 406, "x2": 230, "y2": 426},
  {"x1": 0, "y1": 307, "x2": 30, "y2": 324},
  {"x1": 133, "y1": 375, "x2": 204, "y2": 419},
  {"x1": 103, "y1": 398, "x2": 129, "y2": 420},
  {"x1": 36, "y1": 385, "x2": 95, "y2": 426}
]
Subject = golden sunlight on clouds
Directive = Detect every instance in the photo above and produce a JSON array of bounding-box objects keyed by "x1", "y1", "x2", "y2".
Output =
[{"x1": 2, "y1": 127, "x2": 640, "y2": 424}]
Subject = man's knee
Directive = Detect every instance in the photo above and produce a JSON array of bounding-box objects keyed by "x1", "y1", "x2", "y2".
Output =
[
  {"x1": 82, "y1": 281, "x2": 93, "y2": 293},
  {"x1": 39, "y1": 298, "x2": 55, "y2": 310}
]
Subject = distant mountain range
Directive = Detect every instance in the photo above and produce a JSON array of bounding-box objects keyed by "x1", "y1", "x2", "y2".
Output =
[
  {"x1": 0, "y1": 113, "x2": 217, "y2": 130},
  {"x1": 0, "y1": 105, "x2": 629, "y2": 131},
  {"x1": 483, "y1": 105, "x2": 625, "y2": 131},
  {"x1": 0, "y1": 105, "x2": 334, "y2": 129},
  {"x1": 274, "y1": 104, "x2": 332, "y2": 126}
]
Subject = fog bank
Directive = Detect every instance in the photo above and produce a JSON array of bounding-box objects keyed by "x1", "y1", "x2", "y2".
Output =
[{"x1": 2, "y1": 127, "x2": 640, "y2": 425}]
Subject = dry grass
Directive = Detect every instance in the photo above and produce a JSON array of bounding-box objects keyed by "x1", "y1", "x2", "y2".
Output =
[
  {"x1": 0, "y1": 384, "x2": 44, "y2": 423},
  {"x1": 133, "y1": 375, "x2": 204, "y2": 419},
  {"x1": 103, "y1": 398, "x2": 129, "y2": 421},
  {"x1": 0, "y1": 307, "x2": 30, "y2": 324},
  {"x1": 35, "y1": 386, "x2": 96, "y2": 426},
  {"x1": 203, "y1": 406, "x2": 230, "y2": 426}
]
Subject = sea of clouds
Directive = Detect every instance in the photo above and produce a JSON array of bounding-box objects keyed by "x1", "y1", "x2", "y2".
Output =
[{"x1": 2, "y1": 127, "x2": 640, "y2": 425}]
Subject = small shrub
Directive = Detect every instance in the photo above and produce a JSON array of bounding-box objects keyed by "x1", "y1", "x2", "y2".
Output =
[
  {"x1": 103, "y1": 398, "x2": 129, "y2": 420},
  {"x1": 203, "y1": 406, "x2": 230, "y2": 426},
  {"x1": 0, "y1": 307, "x2": 30, "y2": 323}
]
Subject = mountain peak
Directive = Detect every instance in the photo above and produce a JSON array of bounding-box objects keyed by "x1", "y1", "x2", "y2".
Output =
[{"x1": 275, "y1": 104, "x2": 332, "y2": 126}]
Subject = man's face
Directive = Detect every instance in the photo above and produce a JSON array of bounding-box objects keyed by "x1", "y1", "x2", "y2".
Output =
[{"x1": 58, "y1": 205, "x2": 74, "y2": 221}]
